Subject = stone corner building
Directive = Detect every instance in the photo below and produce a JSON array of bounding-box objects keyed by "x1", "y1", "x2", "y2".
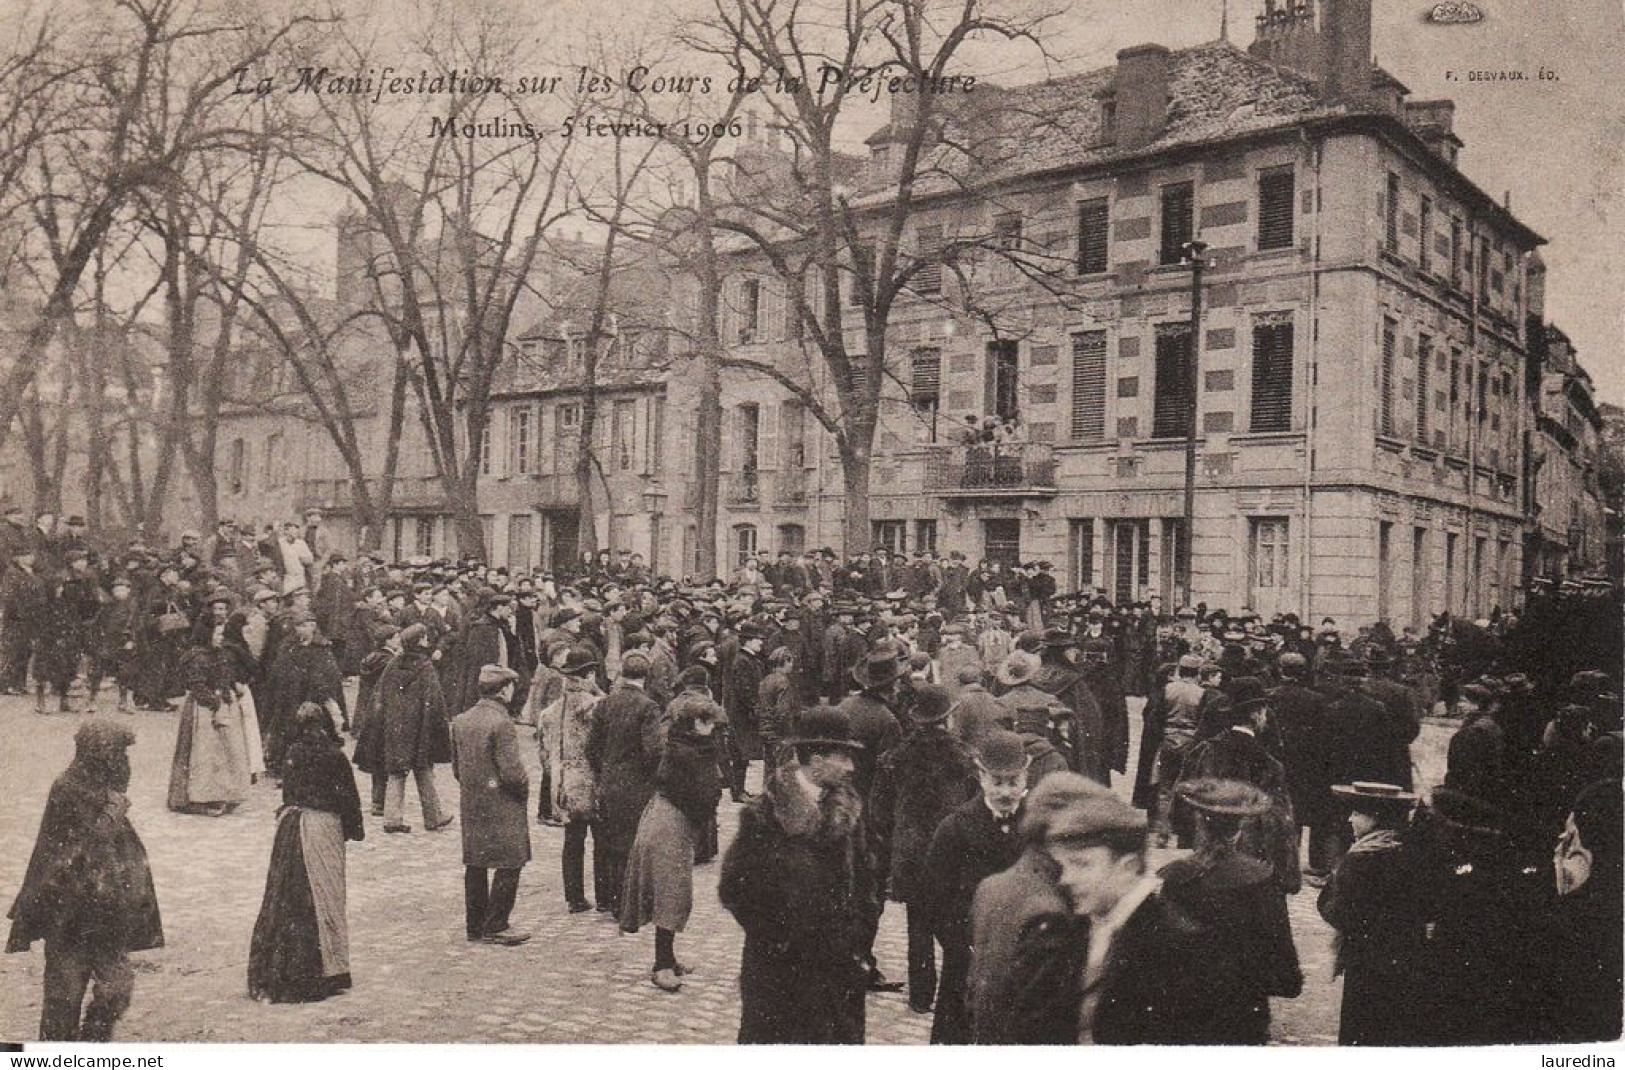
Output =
[{"x1": 716, "y1": 0, "x2": 1543, "y2": 627}]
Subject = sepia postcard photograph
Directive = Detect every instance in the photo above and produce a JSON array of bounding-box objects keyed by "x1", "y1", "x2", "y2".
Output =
[{"x1": 0, "y1": 0, "x2": 1620, "y2": 1061}]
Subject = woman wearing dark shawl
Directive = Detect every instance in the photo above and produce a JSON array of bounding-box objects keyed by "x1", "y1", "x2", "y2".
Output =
[
  {"x1": 166, "y1": 608, "x2": 260, "y2": 815},
  {"x1": 248, "y1": 703, "x2": 364, "y2": 1003},
  {"x1": 617, "y1": 697, "x2": 722, "y2": 992}
]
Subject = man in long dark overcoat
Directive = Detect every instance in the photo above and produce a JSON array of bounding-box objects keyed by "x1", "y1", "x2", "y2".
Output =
[
  {"x1": 586, "y1": 653, "x2": 662, "y2": 916},
  {"x1": 262, "y1": 613, "x2": 345, "y2": 771},
  {"x1": 719, "y1": 705, "x2": 877, "y2": 1044},
  {"x1": 7, "y1": 721, "x2": 163, "y2": 1040},
  {"x1": 451, "y1": 666, "x2": 531, "y2": 945},
  {"x1": 354, "y1": 624, "x2": 453, "y2": 833}
]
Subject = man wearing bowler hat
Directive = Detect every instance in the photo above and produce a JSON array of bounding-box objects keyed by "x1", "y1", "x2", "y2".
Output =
[
  {"x1": 921, "y1": 729, "x2": 1032, "y2": 1043},
  {"x1": 867, "y1": 684, "x2": 979, "y2": 1014},
  {"x1": 720, "y1": 704, "x2": 877, "y2": 1043}
]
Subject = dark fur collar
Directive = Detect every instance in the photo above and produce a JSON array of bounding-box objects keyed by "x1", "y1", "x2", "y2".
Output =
[{"x1": 761, "y1": 764, "x2": 863, "y2": 840}]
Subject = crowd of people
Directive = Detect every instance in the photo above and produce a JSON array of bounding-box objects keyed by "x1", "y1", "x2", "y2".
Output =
[{"x1": 4, "y1": 503, "x2": 1621, "y2": 1046}]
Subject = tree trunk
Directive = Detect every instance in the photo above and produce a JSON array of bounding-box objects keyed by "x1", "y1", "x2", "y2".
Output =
[
  {"x1": 447, "y1": 469, "x2": 486, "y2": 562},
  {"x1": 838, "y1": 432, "x2": 875, "y2": 557},
  {"x1": 692, "y1": 351, "x2": 722, "y2": 580}
]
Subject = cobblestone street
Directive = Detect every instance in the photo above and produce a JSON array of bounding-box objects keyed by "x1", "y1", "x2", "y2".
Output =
[{"x1": 0, "y1": 693, "x2": 1451, "y2": 1045}]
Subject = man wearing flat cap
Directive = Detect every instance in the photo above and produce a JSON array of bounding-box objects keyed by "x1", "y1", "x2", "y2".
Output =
[
  {"x1": 451, "y1": 665, "x2": 531, "y2": 945},
  {"x1": 8, "y1": 721, "x2": 162, "y2": 1040},
  {"x1": 720, "y1": 704, "x2": 878, "y2": 1044},
  {"x1": 1006, "y1": 772, "x2": 1238, "y2": 1044}
]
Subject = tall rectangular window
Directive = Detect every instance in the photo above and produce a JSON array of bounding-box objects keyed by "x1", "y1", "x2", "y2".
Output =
[
  {"x1": 1249, "y1": 518, "x2": 1290, "y2": 610},
  {"x1": 1076, "y1": 197, "x2": 1109, "y2": 274},
  {"x1": 1378, "y1": 521, "x2": 1394, "y2": 622},
  {"x1": 613, "y1": 399, "x2": 636, "y2": 471},
  {"x1": 914, "y1": 520, "x2": 937, "y2": 555},
  {"x1": 1419, "y1": 197, "x2": 1433, "y2": 273},
  {"x1": 988, "y1": 341, "x2": 1019, "y2": 421},
  {"x1": 650, "y1": 396, "x2": 666, "y2": 476},
  {"x1": 1416, "y1": 334, "x2": 1432, "y2": 445},
  {"x1": 1450, "y1": 218, "x2": 1463, "y2": 287},
  {"x1": 1385, "y1": 172, "x2": 1400, "y2": 253},
  {"x1": 1380, "y1": 317, "x2": 1397, "y2": 436},
  {"x1": 229, "y1": 438, "x2": 245, "y2": 495},
  {"x1": 1159, "y1": 182, "x2": 1194, "y2": 266},
  {"x1": 510, "y1": 407, "x2": 532, "y2": 475},
  {"x1": 911, "y1": 347, "x2": 942, "y2": 437},
  {"x1": 1070, "y1": 330, "x2": 1107, "y2": 442},
  {"x1": 1152, "y1": 325, "x2": 1193, "y2": 439},
  {"x1": 1257, "y1": 166, "x2": 1295, "y2": 250},
  {"x1": 872, "y1": 520, "x2": 907, "y2": 556},
  {"x1": 993, "y1": 211, "x2": 1023, "y2": 250},
  {"x1": 1070, "y1": 519, "x2": 1095, "y2": 591},
  {"x1": 914, "y1": 224, "x2": 943, "y2": 295},
  {"x1": 1412, "y1": 527, "x2": 1429, "y2": 627},
  {"x1": 848, "y1": 244, "x2": 871, "y2": 307},
  {"x1": 738, "y1": 278, "x2": 761, "y2": 344},
  {"x1": 265, "y1": 433, "x2": 284, "y2": 488},
  {"x1": 1249, "y1": 315, "x2": 1293, "y2": 432},
  {"x1": 479, "y1": 421, "x2": 492, "y2": 476},
  {"x1": 1445, "y1": 532, "x2": 1459, "y2": 614}
]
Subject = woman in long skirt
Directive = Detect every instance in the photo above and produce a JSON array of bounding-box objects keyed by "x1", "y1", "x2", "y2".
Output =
[
  {"x1": 167, "y1": 610, "x2": 257, "y2": 815},
  {"x1": 248, "y1": 703, "x2": 365, "y2": 1003},
  {"x1": 618, "y1": 700, "x2": 722, "y2": 992}
]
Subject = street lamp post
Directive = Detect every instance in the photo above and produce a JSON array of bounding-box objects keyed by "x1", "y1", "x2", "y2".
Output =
[{"x1": 1180, "y1": 239, "x2": 1209, "y2": 608}]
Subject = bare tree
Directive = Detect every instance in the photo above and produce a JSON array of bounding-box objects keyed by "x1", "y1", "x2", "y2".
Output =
[
  {"x1": 277, "y1": 2, "x2": 580, "y2": 560},
  {"x1": 687, "y1": 0, "x2": 1059, "y2": 552}
]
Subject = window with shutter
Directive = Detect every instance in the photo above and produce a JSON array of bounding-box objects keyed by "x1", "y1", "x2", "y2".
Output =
[
  {"x1": 1380, "y1": 318, "x2": 1397, "y2": 436},
  {"x1": 1159, "y1": 183, "x2": 1194, "y2": 266},
  {"x1": 1257, "y1": 167, "x2": 1295, "y2": 250},
  {"x1": 1385, "y1": 173, "x2": 1401, "y2": 254},
  {"x1": 914, "y1": 225, "x2": 943, "y2": 294},
  {"x1": 1416, "y1": 335, "x2": 1432, "y2": 444},
  {"x1": 740, "y1": 278, "x2": 761, "y2": 343},
  {"x1": 911, "y1": 346, "x2": 941, "y2": 405},
  {"x1": 993, "y1": 211, "x2": 1022, "y2": 250},
  {"x1": 848, "y1": 355, "x2": 868, "y2": 398},
  {"x1": 1152, "y1": 324, "x2": 1193, "y2": 438},
  {"x1": 1070, "y1": 331, "x2": 1107, "y2": 443},
  {"x1": 1450, "y1": 219, "x2": 1463, "y2": 287},
  {"x1": 848, "y1": 245, "x2": 871, "y2": 307},
  {"x1": 1076, "y1": 198, "x2": 1109, "y2": 274},
  {"x1": 1250, "y1": 316, "x2": 1293, "y2": 432},
  {"x1": 1419, "y1": 198, "x2": 1433, "y2": 273}
]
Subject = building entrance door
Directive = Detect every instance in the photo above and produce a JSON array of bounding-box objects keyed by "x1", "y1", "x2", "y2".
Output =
[
  {"x1": 1111, "y1": 519, "x2": 1150, "y2": 605},
  {"x1": 548, "y1": 510, "x2": 580, "y2": 576},
  {"x1": 982, "y1": 519, "x2": 1021, "y2": 569}
]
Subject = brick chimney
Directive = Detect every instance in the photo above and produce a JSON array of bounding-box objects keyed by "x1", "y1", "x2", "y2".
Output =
[
  {"x1": 1404, "y1": 99, "x2": 1463, "y2": 166},
  {"x1": 1114, "y1": 45, "x2": 1172, "y2": 149},
  {"x1": 1321, "y1": 0, "x2": 1372, "y2": 104},
  {"x1": 1249, "y1": 0, "x2": 1323, "y2": 84}
]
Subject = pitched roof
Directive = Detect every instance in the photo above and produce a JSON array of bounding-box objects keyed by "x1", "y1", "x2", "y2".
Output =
[{"x1": 858, "y1": 40, "x2": 1330, "y2": 200}]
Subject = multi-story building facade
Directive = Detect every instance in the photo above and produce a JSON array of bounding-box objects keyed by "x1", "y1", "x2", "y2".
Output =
[
  {"x1": 1527, "y1": 324, "x2": 1608, "y2": 579},
  {"x1": 714, "y1": 0, "x2": 1544, "y2": 625}
]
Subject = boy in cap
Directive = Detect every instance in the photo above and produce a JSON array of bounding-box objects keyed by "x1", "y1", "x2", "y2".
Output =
[
  {"x1": 451, "y1": 665, "x2": 531, "y2": 945},
  {"x1": 1006, "y1": 772, "x2": 1237, "y2": 1044}
]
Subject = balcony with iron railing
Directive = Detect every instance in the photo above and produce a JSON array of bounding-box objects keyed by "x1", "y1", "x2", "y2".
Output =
[{"x1": 923, "y1": 442, "x2": 1057, "y2": 498}]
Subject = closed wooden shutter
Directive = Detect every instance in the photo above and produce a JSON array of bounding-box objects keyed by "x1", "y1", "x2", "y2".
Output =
[
  {"x1": 1159, "y1": 183, "x2": 1193, "y2": 266},
  {"x1": 1076, "y1": 198, "x2": 1109, "y2": 274},
  {"x1": 910, "y1": 346, "x2": 941, "y2": 403},
  {"x1": 914, "y1": 225, "x2": 943, "y2": 295},
  {"x1": 1249, "y1": 317, "x2": 1293, "y2": 432},
  {"x1": 1257, "y1": 167, "x2": 1295, "y2": 250},
  {"x1": 1152, "y1": 326, "x2": 1192, "y2": 438},
  {"x1": 1070, "y1": 330, "x2": 1107, "y2": 442},
  {"x1": 1380, "y1": 318, "x2": 1397, "y2": 435},
  {"x1": 1415, "y1": 336, "x2": 1431, "y2": 443}
]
